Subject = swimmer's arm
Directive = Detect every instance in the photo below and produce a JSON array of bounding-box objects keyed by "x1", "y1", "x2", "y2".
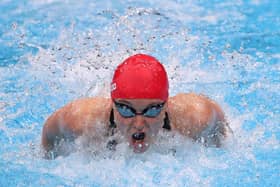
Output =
[
  {"x1": 41, "y1": 103, "x2": 84, "y2": 156},
  {"x1": 41, "y1": 97, "x2": 112, "y2": 158},
  {"x1": 168, "y1": 93, "x2": 231, "y2": 147},
  {"x1": 193, "y1": 116, "x2": 231, "y2": 147}
]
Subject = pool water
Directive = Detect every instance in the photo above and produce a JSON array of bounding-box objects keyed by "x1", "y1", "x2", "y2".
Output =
[{"x1": 0, "y1": 0, "x2": 279, "y2": 186}]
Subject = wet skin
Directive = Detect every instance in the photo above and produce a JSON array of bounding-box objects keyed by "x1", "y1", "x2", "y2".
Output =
[{"x1": 42, "y1": 93, "x2": 229, "y2": 157}]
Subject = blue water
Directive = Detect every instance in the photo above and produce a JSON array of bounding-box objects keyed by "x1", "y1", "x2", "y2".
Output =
[{"x1": 0, "y1": 0, "x2": 279, "y2": 186}]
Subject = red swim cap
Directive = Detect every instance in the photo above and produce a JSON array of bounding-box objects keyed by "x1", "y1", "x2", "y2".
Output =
[{"x1": 111, "y1": 54, "x2": 169, "y2": 101}]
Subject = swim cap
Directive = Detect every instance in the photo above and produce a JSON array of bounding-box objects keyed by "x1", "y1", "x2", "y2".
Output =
[{"x1": 111, "y1": 54, "x2": 169, "y2": 101}]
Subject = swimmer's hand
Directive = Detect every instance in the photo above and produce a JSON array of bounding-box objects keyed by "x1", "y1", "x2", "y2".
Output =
[{"x1": 194, "y1": 120, "x2": 233, "y2": 147}]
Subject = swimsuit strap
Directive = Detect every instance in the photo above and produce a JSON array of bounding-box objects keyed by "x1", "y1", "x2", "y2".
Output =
[
  {"x1": 163, "y1": 112, "x2": 171, "y2": 130},
  {"x1": 108, "y1": 109, "x2": 116, "y2": 136},
  {"x1": 109, "y1": 109, "x2": 117, "y2": 129}
]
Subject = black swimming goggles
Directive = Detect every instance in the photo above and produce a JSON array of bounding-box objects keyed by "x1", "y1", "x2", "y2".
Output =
[{"x1": 114, "y1": 101, "x2": 165, "y2": 118}]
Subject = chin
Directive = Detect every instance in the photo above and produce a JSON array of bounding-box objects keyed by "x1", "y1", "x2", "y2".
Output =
[{"x1": 130, "y1": 140, "x2": 150, "y2": 153}]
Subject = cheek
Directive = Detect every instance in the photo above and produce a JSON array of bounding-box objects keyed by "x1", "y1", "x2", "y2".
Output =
[
  {"x1": 115, "y1": 115, "x2": 131, "y2": 133},
  {"x1": 147, "y1": 118, "x2": 163, "y2": 135}
]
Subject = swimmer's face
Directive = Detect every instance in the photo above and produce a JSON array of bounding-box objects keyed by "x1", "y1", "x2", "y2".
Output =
[{"x1": 113, "y1": 99, "x2": 167, "y2": 153}]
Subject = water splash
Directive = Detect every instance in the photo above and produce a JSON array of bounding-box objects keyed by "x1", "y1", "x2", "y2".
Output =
[{"x1": 1, "y1": 1, "x2": 279, "y2": 186}]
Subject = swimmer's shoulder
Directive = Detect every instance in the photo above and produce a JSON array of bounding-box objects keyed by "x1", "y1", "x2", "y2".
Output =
[
  {"x1": 167, "y1": 93, "x2": 225, "y2": 137},
  {"x1": 168, "y1": 92, "x2": 223, "y2": 116},
  {"x1": 168, "y1": 92, "x2": 213, "y2": 112},
  {"x1": 66, "y1": 97, "x2": 112, "y2": 116},
  {"x1": 43, "y1": 97, "x2": 111, "y2": 137},
  {"x1": 42, "y1": 97, "x2": 112, "y2": 152}
]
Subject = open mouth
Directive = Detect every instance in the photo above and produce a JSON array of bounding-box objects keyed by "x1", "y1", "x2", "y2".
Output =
[
  {"x1": 131, "y1": 132, "x2": 149, "y2": 153},
  {"x1": 132, "y1": 132, "x2": 145, "y2": 141}
]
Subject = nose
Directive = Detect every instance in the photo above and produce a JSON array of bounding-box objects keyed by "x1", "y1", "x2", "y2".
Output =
[{"x1": 133, "y1": 115, "x2": 145, "y2": 131}]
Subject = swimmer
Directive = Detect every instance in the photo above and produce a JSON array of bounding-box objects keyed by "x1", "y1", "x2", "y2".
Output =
[{"x1": 42, "y1": 54, "x2": 231, "y2": 158}]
